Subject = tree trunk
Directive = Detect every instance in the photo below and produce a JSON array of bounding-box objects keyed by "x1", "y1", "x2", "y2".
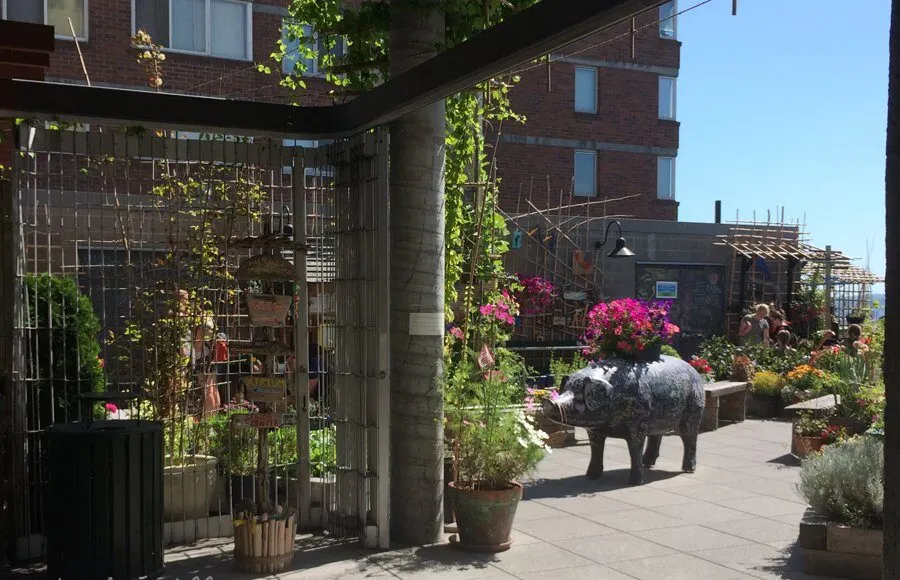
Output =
[
  {"x1": 388, "y1": 1, "x2": 447, "y2": 545},
  {"x1": 885, "y1": 1, "x2": 900, "y2": 577}
]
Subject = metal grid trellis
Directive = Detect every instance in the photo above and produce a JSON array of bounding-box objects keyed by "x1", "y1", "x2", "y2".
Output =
[{"x1": 7, "y1": 122, "x2": 390, "y2": 563}]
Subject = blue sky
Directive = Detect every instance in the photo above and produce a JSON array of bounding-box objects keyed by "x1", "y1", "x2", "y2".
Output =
[{"x1": 676, "y1": 0, "x2": 890, "y2": 293}]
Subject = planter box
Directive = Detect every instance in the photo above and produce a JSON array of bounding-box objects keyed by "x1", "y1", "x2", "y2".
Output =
[
  {"x1": 793, "y1": 435, "x2": 824, "y2": 459},
  {"x1": 799, "y1": 508, "x2": 882, "y2": 580},
  {"x1": 748, "y1": 392, "x2": 780, "y2": 418}
]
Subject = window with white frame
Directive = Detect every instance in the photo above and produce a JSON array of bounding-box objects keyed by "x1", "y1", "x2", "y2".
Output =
[
  {"x1": 281, "y1": 21, "x2": 347, "y2": 77},
  {"x1": 659, "y1": 1, "x2": 676, "y2": 39},
  {"x1": 573, "y1": 150, "x2": 597, "y2": 196},
  {"x1": 657, "y1": 157, "x2": 675, "y2": 200},
  {"x1": 574, "y1": 66, "x2": 597, "y2": 113},
  {"x1": 133, "y1": 0, "x2": 252, "y2": 60},
  {"x1": 658, "y1": 76, "x2": 676, "y2": 120},
  {"x1": 2, "y1": 0, "x2": 88, "y2": 39}
]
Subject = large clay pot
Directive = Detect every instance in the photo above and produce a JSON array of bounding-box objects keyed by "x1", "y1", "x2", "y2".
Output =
[
  {"x1": 164, "y1": 455, "x2": 219, "y2": 521},
  {"x1": 450, "y1": 481, "x2": 523, "y2": 552}
]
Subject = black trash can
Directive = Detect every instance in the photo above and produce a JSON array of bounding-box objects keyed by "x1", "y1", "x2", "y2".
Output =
[{"x1": 46, "y1": 416, "x2": 164, "y2": 580}]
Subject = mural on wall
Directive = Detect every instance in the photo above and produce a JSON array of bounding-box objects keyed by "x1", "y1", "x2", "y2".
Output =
[{"x1": 636, "y1": 264, "x2": 727, "y2": 354}]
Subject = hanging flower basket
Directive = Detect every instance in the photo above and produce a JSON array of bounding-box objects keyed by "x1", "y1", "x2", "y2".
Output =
[{"x1": 246, "y1": 294, "x2": 293, "y2": 326}]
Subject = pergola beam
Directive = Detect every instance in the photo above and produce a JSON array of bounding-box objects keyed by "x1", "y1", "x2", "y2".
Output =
[{"x1": 0, "y1": 0, "x2": 662, "y2": 138}]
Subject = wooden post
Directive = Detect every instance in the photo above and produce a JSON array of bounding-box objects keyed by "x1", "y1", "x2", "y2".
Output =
[
  {"x1": 0, "y1": 167, "x2": 14, "y2": 567},
  {"x1": 824, "y1": 245, "x2": 833, "y2": 332}
]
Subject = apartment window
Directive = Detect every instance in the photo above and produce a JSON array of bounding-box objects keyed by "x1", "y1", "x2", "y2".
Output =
[
  {"x1": 659, "y1": 1, "x2": 676, "y2": 39},
  {"x1": 574, "y1": 66, "x2": 597, "y2": 113},
  {"x1": 2, "y1": 0, "x2": 88, "y2": 39},
  {"x1": 659, "y1": 76, "x2": 676, "y2": 120},
  {"x1": 133, "y1": 0, "x2": 252, "y2": 60},
  {"x1": 657, "y1": 157, "x2": 676, "y2": 200},
  {"x1": 574, "y1": 151, "x2": 597, "y2": 196},
  {"x1": 282, "y1": 21, "x2": 347, "y2": 77}
]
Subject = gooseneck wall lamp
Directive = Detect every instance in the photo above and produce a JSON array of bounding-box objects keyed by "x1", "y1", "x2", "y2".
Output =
[{"x1": 594, "y1": 220, "x2": 635, "y2": 258}]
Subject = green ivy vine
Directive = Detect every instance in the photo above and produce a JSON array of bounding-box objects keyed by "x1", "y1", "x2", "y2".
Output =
[{"x1": 269, "y1": 0, "x2": 537, "y2": 328}]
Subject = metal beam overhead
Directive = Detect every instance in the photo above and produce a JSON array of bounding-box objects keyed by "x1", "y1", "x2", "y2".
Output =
[{"x1": 0, "y1": 0, "x2": 662, "y2": 138}]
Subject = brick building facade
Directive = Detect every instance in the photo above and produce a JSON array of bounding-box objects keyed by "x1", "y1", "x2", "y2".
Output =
[
  {"x1": 3, "y1": 0, "x2": 680, "y2": 221},
  {"x1": 495, "y1": 1, "x2": 681, "y2": 220}
]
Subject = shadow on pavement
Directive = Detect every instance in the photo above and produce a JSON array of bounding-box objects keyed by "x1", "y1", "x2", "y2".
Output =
[{"x1": 523, "y1": 468, "x2": 683, "y2": 499}]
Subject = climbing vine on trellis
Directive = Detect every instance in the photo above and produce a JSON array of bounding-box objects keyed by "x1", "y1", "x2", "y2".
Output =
[{"x1": 267, "y1": 0, "x2": 538, "y2": 332}]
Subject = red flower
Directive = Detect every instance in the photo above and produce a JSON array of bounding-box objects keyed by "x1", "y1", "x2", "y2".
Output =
[{"x1": 104, "y1": 403, "x2": 118, "y2": 413}]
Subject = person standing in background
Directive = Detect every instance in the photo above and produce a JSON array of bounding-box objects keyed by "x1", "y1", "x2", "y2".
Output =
[{"x1": 739, "y1": 304, "x2": 771, "y2": 346}]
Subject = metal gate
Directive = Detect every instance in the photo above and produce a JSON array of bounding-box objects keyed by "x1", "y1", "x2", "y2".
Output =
[{"x1": 5, "y1": 122, "x2": 390, "y2": 562}]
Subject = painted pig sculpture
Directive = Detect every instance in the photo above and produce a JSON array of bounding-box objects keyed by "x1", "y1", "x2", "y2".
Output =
[{"x1": 542, "y1": 355, "x2": 705, "y2": 485}]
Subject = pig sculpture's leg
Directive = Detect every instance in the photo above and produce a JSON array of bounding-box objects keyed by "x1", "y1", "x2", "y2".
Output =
[
  {"x1": 679, "y1": 418, "x2": 700, "y2": 473},
  {"x1": 642, "y1": 435, "x2": 663, "y2": 468},
  {"x1": 626, "y1": 425, "x2": 648, "y2": 485},
  {"x1": 586, "y1": 429, "x2": 606, "y2": 479}
]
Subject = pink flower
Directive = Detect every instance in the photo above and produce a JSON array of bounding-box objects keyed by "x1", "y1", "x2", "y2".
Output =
[
  {"x1": 550, "y1": 390, "x2": 560, "y2": 401},
  {"x1": 449, "y1": 326, "x2": 464, "y2": 340},
  {"x1": 479, "y1": 305, "x2": 494, "y2": 316},
  {"x1": 105, "y1": 403, "x2": 118, "y2": 413}
]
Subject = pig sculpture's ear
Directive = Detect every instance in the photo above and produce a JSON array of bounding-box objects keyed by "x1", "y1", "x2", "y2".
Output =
[{"x1": 559, "y1": 375, "x2": 570, "y2": 391}]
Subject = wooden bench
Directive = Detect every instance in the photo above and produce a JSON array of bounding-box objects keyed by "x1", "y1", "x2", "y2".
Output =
[
  {"x1": 785, "y1": 395, "x2": 840, "y2": 457},
  {"x1": 701, "y1": 381, "x2": 750, "y2": 432}
]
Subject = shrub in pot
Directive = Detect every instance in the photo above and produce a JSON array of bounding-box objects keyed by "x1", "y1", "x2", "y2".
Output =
[
  {"x1": 797, "y1": 435, "x2": 883, "y2": 529},
  {"x1": 749, "y1": 370, "x2": 783, "y2": 418}
]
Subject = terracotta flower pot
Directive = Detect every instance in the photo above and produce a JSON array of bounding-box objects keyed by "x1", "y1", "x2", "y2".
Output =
[
  {"x1": 793, "y1": 435, "x2": 824, "y2": 459},
  {"x1": 449, "y1": 481, "x2": 523, "y2": 552}
]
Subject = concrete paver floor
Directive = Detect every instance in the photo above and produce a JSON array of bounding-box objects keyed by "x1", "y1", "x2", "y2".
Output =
[{"x1": 157, "y1": 419, "x2": 843, "y2": 580}]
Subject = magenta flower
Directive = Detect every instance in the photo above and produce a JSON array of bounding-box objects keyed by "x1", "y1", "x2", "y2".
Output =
[{"x1": 105, "y1": 402, "x2": 118, "y2": 413}]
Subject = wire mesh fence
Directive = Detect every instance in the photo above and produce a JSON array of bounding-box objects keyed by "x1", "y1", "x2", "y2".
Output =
[{"x1": 7, "y1": 122, "x2": 390, "y2": 561}]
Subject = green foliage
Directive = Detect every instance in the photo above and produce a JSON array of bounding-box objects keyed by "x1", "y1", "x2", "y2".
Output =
[
  {"x1": 117, "y1": 162, "x2": 266, "y2": 416},
  {"x1": 454, "y1": 407, "x2": 546, "y2": 490},
  {"x1": 660, "y1": 345, "x2": 681, "y2": 359},
  {"x1": 793, "y1": 411, "x2": 828, "y2": 437},
  {"x1": 308, "y1": 425, "x2": 337, "y2": 478},
  {"x1": 23, "y1": 274, "x2": 105, "y2": 424},
  {"x1": 696, "y1": 336, "x2": 736, "y2": 381},
  {"x1": 750, "y1": 370, "x2": 784, "y2": 396},
  {"x1": 798, "y1": 435, "x2": 883, "y2": 529},
  {"x1": 549, "y1": 352, "x2": 588, "y2": 388},
  {"x1": 696, "y1": 335, "x2": 810, "y2": 380}
]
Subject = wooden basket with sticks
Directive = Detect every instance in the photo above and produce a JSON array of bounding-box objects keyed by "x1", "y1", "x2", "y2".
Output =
[{"x1": 233, "y1": 511, "x2": 296, "y2": 574}]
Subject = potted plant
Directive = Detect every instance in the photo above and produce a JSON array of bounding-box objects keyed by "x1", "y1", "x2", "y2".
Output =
[
  {"x1": 730, "y1": 354, "x2": 755, "y2": 382},
  {"x1": 154, "y1": 404, "x2": 221, "y2": 522},
  {"x1": 515, "y1": 274, "x2": 557, "y2": 316},
  {"x1": 793, "y1": 411, "x2": 828, "y2": 458},
  {"x1": 445, "y1": 290, "x2": 549, "y2": 552},
  {"x1": 749, "y1": 370, "x2": 784, "y2": 418},
  {"x1": 846, "y1": 307, "x2": 868, "y2": 325},
  {"x1": 796, "y1": 436, "x2": 884, "y2": 579},
  {"x1": 580, "y1": 298, "x2": 680, "y2": 362},
  {"x1": 689, "y1": 356, "x2": 714, "y2": 381},
  {"x1": 197, "y1": 401, "x2": 261, "y2": 508}
]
